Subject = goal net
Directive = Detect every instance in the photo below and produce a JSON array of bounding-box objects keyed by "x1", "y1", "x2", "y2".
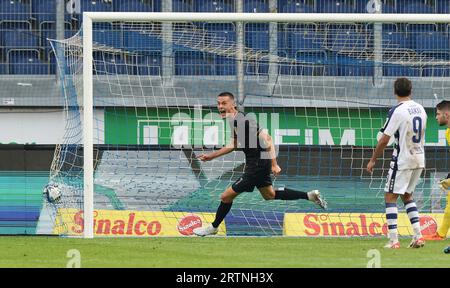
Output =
[{"x1": 42, "y1": 12, "x2": 449, "y2": 238}]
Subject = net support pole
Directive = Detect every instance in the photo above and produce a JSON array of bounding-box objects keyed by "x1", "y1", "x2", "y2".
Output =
[
  {"x1": 373, "y1": 0, "x2": 383, "y2": 87},
  {"x1": 55, "y1": 0, "x2": 64, "y2": 83},
  {"x1": 268, "y1": 0, "x2": 278, "y2": 86},
  {"x1": 82, "y1": 13, "x2": 94, "y2": 239},
  {"x1": 236, "y1": 1, "x2": 245, "y2": 108}
]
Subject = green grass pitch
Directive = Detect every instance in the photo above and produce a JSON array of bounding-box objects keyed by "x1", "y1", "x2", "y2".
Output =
[{"x1": 0, "y1": 236, "x2": 448, "y2": 268}]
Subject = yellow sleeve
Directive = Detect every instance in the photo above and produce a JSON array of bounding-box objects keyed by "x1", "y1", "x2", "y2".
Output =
[{"x1": 447, "y1": 128, "x2": 450, "y2": 146}]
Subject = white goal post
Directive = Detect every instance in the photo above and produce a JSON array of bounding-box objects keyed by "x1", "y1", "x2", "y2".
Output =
[{"x1": 81, "y1": 12, "x2": 450, "y2": 239}]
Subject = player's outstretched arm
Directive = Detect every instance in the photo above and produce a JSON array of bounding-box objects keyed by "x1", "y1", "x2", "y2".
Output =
[
  {"x1": 197, "y1": 138, "x2": 236, "y2": 162},
  {"x1": 259, "y1": 131, "x2": 281, "y2": 176},
  {"x1": 366, "y1": 133, "x2": 391, "y2": 174}
]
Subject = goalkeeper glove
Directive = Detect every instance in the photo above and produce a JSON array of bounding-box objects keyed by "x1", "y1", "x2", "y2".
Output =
[{"x1": 440, "y1": 178, "x2": 450, "y2": 190}]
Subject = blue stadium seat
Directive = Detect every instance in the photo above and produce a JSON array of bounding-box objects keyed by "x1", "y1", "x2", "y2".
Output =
[
  {"x1": 381, "y1": 3, "x2": 396, "y2": 13},
  {"x1": 115, "y1": 0, "x2": 155, "y2": 12},
  {"x1": 215, "y1": 56, "x2": 235, "y2": 75},
  {"x1": 81, "y1": 0, "x2": 113, "y2": 12},
  {"x1": 327, "y1": 54, "x2": 374, "y2": 76},
  {"x1": 295, "y1": 50, "x2": 327, "y2": 75},
  {"x1": 328, "y1": 28, "x2": 367, "y2": 53},
  {"x1": 413, "y1": 32, "x2": 450, "y2": 60},
  {"x1": 130, "y1": 51, "x2": 162, "y2": 75},
  {"x1": 405, "y1": 24, "x2": 437, "y2": 36},
  {"x1": 173, "y1": 0, "x2": 194, "y2": 12},
  {"x1": 1, "y1": 30, "x2": 39, "y2": 49},
  {"x1": 245, "y1": 24, "x2": 269, "y2": 51},
  {"x1": 422, "y1": 66, "x2": 450, "y2": 77},
  {"x1": 289, "y1": 31, "x2": 324, "y2": 57},
  {"x1": 195, "y1": 0, "x2": 234, "y2": 12},
  {"x1": 93, "y1": 30, "x2": 122, "y2": 48},
  {"x1": 0, "y1": 63, "x2": 7, "y2": 74},
  {"x1": 0, "y1": 21, "x2": 32, "y2": 30},
  {"x1": 8, "y1": 49, "x2": 49, "y2": 75},
  {"x1": 40, "y1": 30, "x2": 77, "y2": 48},
  {"x1": 123, "y1": 31, "x2": 162, "y2": 51},
  {"x1": 316, "y1": 0, "x2": 354, "y2": 13},
  {"x1": 279, "y1": 0, "x2": 314, "y2": 12},
  {"x1": 383, "y1": 64, "x2": 421, "y2": 77},
  {"x1": 397, "y1": 0, "x2": 433, "y2": 13},
  {"x1": 245, "y1": 57, "x2": 269, "y2": 75},
  {"x1": 32, "y1": 0, "x2": 73, "y2": 27},
  {"x1": 204, "y1": 23, "x2": 235, "y2": 44},
  {"x1": 0, "y1": 0, "x2": 31, "y2": 22},
  {"x1": 414, "y1": 32, "x2": 449, "y2": 52},
  {"x1": 244, "y1": 0, "x2": 269, "y2": 13},
  {"x1": 436, "y1": 0, "x2": 450, "y2": 13},
  {"x1": 175, "y1": 51, "x2": 213, "y2": 75},
  {"x1": 382, "y1": 31, "x2": 412, "y2": 50},
  {"x1": 94, "y1": 52, "x2": 130, "y2": 75}
]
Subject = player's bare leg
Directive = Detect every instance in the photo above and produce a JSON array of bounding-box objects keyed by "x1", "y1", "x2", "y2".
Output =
[
  {"x1": 401, "y1": 193, "x2": 425, "y2": 248},
  {"x1": 193, "y1": 186, "x2": 239, "y2": 237},
  {"x1": 258, "y1": 185, "x2": 327, "y2": 210}
]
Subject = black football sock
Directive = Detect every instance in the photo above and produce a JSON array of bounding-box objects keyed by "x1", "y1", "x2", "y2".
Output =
[
  {"x1": 212, "y1": 201, "x2": 233, "y2": 228},
  {"x1": 274, "y1": 187, "x2": 309, "y2": 200}
]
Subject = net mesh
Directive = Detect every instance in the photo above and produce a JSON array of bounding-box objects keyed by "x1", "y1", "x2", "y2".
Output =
[{"x1": 43, "y1": 19, "x2": 449, "y2": 237}]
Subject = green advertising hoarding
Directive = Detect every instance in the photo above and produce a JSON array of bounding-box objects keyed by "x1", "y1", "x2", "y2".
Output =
[{"x1": 104, "y1": 107, "x2": 446, "y2": 147}]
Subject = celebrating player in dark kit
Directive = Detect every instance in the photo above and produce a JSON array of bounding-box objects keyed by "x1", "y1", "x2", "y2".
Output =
[{"x1": 193, "y1": 92, "x2": 327, "y2": 236}]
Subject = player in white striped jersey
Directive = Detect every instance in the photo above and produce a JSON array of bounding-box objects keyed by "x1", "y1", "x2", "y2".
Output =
[{"x1": 366, "y1": 78, "x2": 427, "y2": 249}]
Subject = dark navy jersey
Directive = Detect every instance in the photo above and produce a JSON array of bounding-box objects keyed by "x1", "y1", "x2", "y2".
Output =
[{"x1": 229, "y1": 111, "x2": 267, "y2": 162}]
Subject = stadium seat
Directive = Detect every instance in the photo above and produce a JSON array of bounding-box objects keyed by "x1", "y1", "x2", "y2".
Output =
[
  {"x1": 422, "y1": 66, "x2": 450, "y2": 77},
  {"x1": 295, "y1": 50, "x2": 327, "y2": 75},
  {"x1": 174, "y1": 51, "x2": 213, "y2": 75},
  {"x1": 215, "y1": 55, "x2": 235, "y2": 75},
  {"x1": 288, "y1": 30, "x2": 324, "y2": 57},
  {"x1": 1, "y1": 30, "x2": 39, "y2": 49},
  {"x1": 40, "y1": 29, "x2": 77, "y2": 48},
  {"x1": 0, "y1": 0, "x2": 31, "y2": 22},
  {"x1": 0, "y1": 63, "x2": 7, "y2": 74},
  {"x1": 115, "y1": 0, "x2": 155, "y2": 12},
  {"x1": 173, "y1": 0, "x2": 194, "y2": 12},
  {"x1": 327, "y1": 54, "x2": 374, "y2": 76},
  {"x1": 413, "y1": 32, "x2": 450, "y2": 61},
  {"x1": 328, "y1": 28, "x2": 367, "y2": 53},
  {"x1": 8, "y1": 49, "x2": 49, "y2": 75},
  {"x1": 279, "y1": 0, "x2": 314, "y2": 12},
  {"x1": 382, "y1": 31, "x2": 412, "y2": 50},
  {"x1": 413, "y1": 32, "x2": 450, "y2": 52},
  {"x1": 397, "y1": 0, "x2": 433, "y2": 13},
  {"x1": 81, "y1": 0, "x2": 113, "y2": 12},
  {"x1": 195, "y1": 0, "x2": 234, "y2": 12},
  {"x1": 130, "y1": 51, "x2": 162, "y2": 75},
  {"x1": 383, "y1": 63, "x2": 421, "y2": 77},
  {"x1": 244, "y1": 0, "x2": 269, "y2": 13},
  {"x1": 31, "y1": 0, "x2": 73, "y2": 27},
  {"x1": 436, "y1": 0, "x2": 450, "y2": 13},
  {"x1": 405, "y1": 24, "x2": 437, "y2": 36},
  {"x1": 316, "y1": 0, "x2": 354, "y2": 13},
  {"x1": 204, "y1": 23, "x2": 236, "y2": 52},
  {"x1": 123, "y1": 31, "x2": 162, "y2": 51},
  {"x1": 245, "y1": 24, "x2": 269, "y2": 51},
  {"x1": 94, "y1": 52, "x2": 130, "y2": 75},
  {"x1": 93, "y1": 30, "x2": 122, "y2": 48}
]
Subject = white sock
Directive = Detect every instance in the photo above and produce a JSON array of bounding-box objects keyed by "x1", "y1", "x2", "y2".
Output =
[
  {"x1": 386, "y1": 203, "x2": 398, "y2": 243},
  {"x1": 405, "y1": 201, "x2": 422, "y2": 238}
]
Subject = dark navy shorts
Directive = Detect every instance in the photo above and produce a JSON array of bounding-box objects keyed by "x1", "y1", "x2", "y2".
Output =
[{"x1": 231, "y1": 159, "x2": 272, "y2": 193}]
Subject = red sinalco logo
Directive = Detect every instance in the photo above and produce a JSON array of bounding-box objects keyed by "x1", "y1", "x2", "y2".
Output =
[
  {"x1": 419, "y1": 215, "x2": 438, "y2": 236},
  {"x1": 177, "y1": 214, "x2": 202, "y2": 236}
]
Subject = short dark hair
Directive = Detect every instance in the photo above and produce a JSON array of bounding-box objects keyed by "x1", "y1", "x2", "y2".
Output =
[
  {"x1": 436, "y1": 100, "x2": 450, "y2": 111},
  {"x1": 217, "y1": 92, "x2": 235, "y2": 100},
  {"x1": 394, "y1": 78, "x2": 412, "y2": 97}
]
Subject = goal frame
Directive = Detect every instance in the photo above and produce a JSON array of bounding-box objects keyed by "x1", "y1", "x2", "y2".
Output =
[{"x1": 82, "y1": 12, "x2": 450, "y2": 238}]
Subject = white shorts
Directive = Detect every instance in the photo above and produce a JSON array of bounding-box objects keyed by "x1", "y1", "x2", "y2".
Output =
[{"x1": 384, "y1": 167, "x2": 423, "y2": 195}]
